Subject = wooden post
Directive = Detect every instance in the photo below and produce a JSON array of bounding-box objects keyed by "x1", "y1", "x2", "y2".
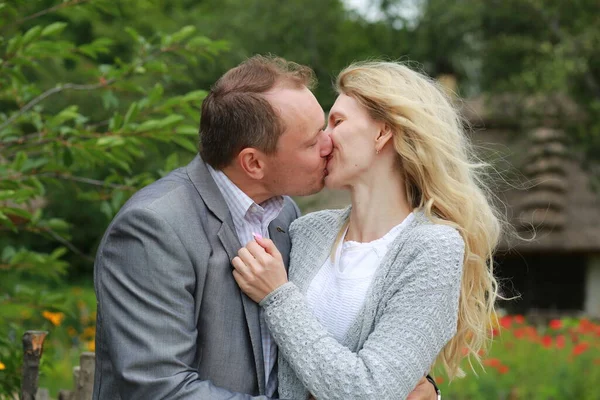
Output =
[
  {"x1": 74, "y1": 352, "x2": 95, "y2": 400},
  {"x1": 21, "y1": 330, "x2": 48, "y2": 400}
]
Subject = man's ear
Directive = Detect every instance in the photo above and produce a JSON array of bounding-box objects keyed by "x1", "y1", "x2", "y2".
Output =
[
  {"x1": 375, "y1": 123, "x2": 394, "y2": 153},
  {"x1": 237, "y1": 147, "x2": 267, "y2": 179}
]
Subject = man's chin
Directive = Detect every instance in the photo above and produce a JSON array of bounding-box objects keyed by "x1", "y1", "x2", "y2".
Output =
[{"x1": 289, "y1": 180, "x2": 325, "y2": 197}]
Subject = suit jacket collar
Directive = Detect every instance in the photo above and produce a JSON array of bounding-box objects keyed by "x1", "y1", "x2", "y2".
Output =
[{"x1": 186, "y1": 155, "x2": 235, "y2": 226}]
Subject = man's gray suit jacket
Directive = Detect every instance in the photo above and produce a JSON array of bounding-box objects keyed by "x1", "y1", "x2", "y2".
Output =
[{"x1": 93, "y1": 155, "x2": 300, "y2": 399}]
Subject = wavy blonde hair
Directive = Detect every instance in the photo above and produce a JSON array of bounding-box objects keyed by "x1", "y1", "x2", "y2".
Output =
[{"x1": 336, "y1": 61, "x2": 504, "y2": 378}]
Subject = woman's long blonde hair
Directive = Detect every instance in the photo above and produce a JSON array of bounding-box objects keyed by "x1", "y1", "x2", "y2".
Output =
[{"x1": 336, "y1": 61, "x2": 504, "y2": 378}]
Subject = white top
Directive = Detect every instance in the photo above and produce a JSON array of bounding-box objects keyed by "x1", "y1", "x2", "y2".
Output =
[{"x1": 306, "y1": 213, "x2": 414, "y2": 342}]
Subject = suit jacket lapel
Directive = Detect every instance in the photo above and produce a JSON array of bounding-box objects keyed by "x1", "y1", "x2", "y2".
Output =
[
  {"x1": 268, "y1": 216, "x2": 291, "y2": 272},
  {"x1": 217, "y1": 223, "x2": 266, "y2": 395},
  {"x1": 186, "y1": 155, "x2": 266, "y2": 394}
]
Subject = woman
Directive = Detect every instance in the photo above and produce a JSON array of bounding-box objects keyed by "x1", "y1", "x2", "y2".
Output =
[{"x1": 232, "y1": 61, "x2": 503, "y2": 400}]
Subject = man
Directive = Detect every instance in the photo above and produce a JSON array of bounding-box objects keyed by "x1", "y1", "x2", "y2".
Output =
[{"x1": 93, "y1": 55, "x2": 438, "y2": 399}]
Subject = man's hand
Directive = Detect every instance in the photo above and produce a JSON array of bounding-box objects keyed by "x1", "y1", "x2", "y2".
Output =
[{"x1": 406, "y1": 376, "x2": 438, "y2": 400}]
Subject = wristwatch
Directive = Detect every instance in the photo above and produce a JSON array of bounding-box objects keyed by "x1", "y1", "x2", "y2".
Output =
[{"x1": 425, "y1": 374, "x2": 441, "y2": 400}]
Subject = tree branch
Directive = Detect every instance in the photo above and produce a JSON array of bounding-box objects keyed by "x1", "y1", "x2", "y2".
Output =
[
  {"x1": 3, "y1": 0, "x2": 92, "y2": 31},
  {"x1": 43, "y1": 227, "x2": 95, "y2": 263},
  {"x1": 0, "y1": 80, "x2": 117, "y2": 133},
  {"x1": 5, "y1": 172, "x2": 135, "y2": 191}
]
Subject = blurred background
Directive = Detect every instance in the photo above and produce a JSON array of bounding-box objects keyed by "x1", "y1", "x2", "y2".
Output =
[{"x1": 1, "y1": 0, "x2": 599, "y2": 398}]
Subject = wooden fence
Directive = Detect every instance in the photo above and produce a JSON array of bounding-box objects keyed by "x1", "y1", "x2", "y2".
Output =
[{"x1": 21, "y1": 330, "x2": 94, "y2": 400}]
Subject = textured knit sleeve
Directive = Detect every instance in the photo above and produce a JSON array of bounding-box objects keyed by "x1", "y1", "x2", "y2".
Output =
[{"x1": 260, "y1": 226, "x2": 465, "y2": 400}]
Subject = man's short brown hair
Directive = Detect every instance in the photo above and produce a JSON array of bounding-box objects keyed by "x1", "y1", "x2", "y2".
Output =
[{"x1": 199, "y1": 55, "x2": 316, "y2": 169}]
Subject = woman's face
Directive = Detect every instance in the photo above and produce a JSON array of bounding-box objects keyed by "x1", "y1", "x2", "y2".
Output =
[{"x1": 324, "y1": 94, "x2": 384, "y2": 190}]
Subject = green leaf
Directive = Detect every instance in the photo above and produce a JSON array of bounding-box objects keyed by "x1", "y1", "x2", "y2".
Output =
[
  {"x1": 41, "y1": 22, "x2": 68, "y2": 37},
  {"x1": 172, "y1": 136, "x2": 198, "y2": 153},
  {"x1": 63, "y1": 148, "x2": 73, "y2": 167},
  {"x1": 2, "y1": 246, "x2": 16, "y2": 262},
  {"x1": 158, "y1": 114, "x2": 185, "y2": 128},
  {"x1": 147, "y1": 83, "x2": 164, "y2": 105},
  {"x1": 6, "y1": 35, "x2": 22, "y2": 55},
  {"x1": 0, "y1": 190, "x2": 16, "y2": 201},
  {"x1": 123, "y1": 102, "x2": 139, "y2": 126},
  {"x1": 2, "y1": 207, "x2": 33, "y2": 220},
  {"x1": 176, "y1": 125, "x2": 199, "y2": 136},
  {"x1": 125, "y1": 27, "x2": 142, "y2": 43},
  {"x1": 22, "y1": 26, "x2": 42, "y2": 46},
  {"x1": 46, "y1": 218, "x2": 69, "y2": 231},
  {"x1": 100, "y1": 201, "x2": 113, "y2": 220},
  {"x1": 171, "y1": 26, "x2": 197, "y2": 43},
  {"x1": 164, "y1": 153, "x2": 180, "y2": 172},
  {"x1": 101, "y1": 90, "x2": 119, "y2": 109},
  {"x1": 50, "y1": 247, "x2": 68, "y2": 260},
  {"x1": 0, "y1": 211, "x2": 16, "y2": 230},
  {"x1": 12, "y1": 151, "x2": 27, "y2": 172},
  {"x1": 109, "y1": 114, "x2": 123, "y2": 131},
  {"x1": 97, "y1": 136, "x2": 126, "y2": 147},
  {"x1": 50, "y1": 105, "x2": 81, "y2": 126}
]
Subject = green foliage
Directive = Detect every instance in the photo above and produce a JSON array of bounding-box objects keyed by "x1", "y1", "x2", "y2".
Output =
[
  {"x1": 381, "y1": 0, "x2": 600, "y2": 166},
  {"x1": 0, "y1": 1, "x2": 226, "y2": 395}
]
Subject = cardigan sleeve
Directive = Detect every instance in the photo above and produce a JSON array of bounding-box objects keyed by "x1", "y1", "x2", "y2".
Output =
[{"x1": 260, "y1": 227, "x2": 465, "y2": 400}]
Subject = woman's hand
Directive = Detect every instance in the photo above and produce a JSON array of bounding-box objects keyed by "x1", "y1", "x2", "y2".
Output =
[{"x1": 232, "y1": 233, "x2": 288, "y2": 303}]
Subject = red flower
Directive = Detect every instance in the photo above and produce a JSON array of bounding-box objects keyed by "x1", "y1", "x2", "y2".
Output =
[
  {"x1": 498, "y1": 365, "x2": 510, "y2": 374},
  {"x1": 484, "y1": 358, "x2": 502, "y2": 368},
  {"x1": 549, "y1": 319, "x2": 562, "y2": 330},
  {"x1": 499, "y1": 316, "x2": 512, "y2": 329},
  {"x1": 572, "y1": 342, "x2": 590, "y2": 356},
  {"x1": 556, "y1": 335, "x2": 566, "y2": 349},
  {"x1": 578, "y1": 318, "x2": 593, "y2": 334},
  {"x1": 514, "y1": 315, "x2": 525, "y2": 324},
  {"x1": 513, "y1": 328, "x2": 525, "y2": 339},
  {"x1": 541, "y1": 335, "x2": 552, "y2": 348}
]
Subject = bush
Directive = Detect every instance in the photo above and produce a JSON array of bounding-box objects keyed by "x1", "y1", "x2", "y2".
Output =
[
  {"x1": 0, "y1": 1, "x2": 227, "y2": 395},
  {"x1": 435, "y1": 315, "x2": 600, "y2": 400}
]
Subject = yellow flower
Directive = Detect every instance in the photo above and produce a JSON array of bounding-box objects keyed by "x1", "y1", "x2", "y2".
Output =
[
  {"x1": 86, "y1": 340, "x2": 95, "y2": 352},
  {"x1": 0, "y1": 361, "x2": 5, "y2": 370},
  {"x1": 82, "y1": 326, "x2": 96, "y2": 340},
  {"x1": 42, "y1": 311, "x2": 65, "y2": 327},
  {"x1": 67, "y1": 327, "x2": 78, "y2": 337}
]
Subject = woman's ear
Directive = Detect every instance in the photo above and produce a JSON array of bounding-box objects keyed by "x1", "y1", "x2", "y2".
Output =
[
  {"x1": 375, "y1": 124, "x2": 393, "y2": 153},
  {"x1": 237, "y1": 148, "x2": 266, "y2": 179}
]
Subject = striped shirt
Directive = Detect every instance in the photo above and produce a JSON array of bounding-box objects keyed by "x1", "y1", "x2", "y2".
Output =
[{"x1": 208, "y1": 164, "x2": 283, "y2": 397}]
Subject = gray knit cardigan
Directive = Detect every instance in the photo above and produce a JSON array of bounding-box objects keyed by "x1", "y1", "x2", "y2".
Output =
[{"x1": 259, "y1": 207, "x2": 465, "y2": 400}]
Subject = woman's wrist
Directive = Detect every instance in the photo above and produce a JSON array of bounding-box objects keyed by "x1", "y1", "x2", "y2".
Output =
[{"x1": 259, "y1": 281, "x2": 295, "y2": 308}]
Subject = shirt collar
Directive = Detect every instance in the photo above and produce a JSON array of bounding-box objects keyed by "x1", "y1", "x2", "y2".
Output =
[{"x1": 207, "y1": 163, "x2": 284, "y2": 224}]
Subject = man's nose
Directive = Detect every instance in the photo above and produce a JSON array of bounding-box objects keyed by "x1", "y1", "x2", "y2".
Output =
[{"x1": 320, "y1": 132, "x2": 333, "y2": 157}]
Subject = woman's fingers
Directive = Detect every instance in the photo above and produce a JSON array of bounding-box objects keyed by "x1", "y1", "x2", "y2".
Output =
[
  {"x1": 237, "y1": 247, "x2": 262, "y2": 270},
  {"x1": 245, "y1": 241, "x2": 271, "y2": 265},
  {"x1": 231, "y1": 256, "x2": 252, "y2": 279},
  {"x1": 253, "y1": 236, "x2": 283, "y2": 261},
  {"x1": 232, "y1": 238, "x2": 289, "y2": 304}
]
